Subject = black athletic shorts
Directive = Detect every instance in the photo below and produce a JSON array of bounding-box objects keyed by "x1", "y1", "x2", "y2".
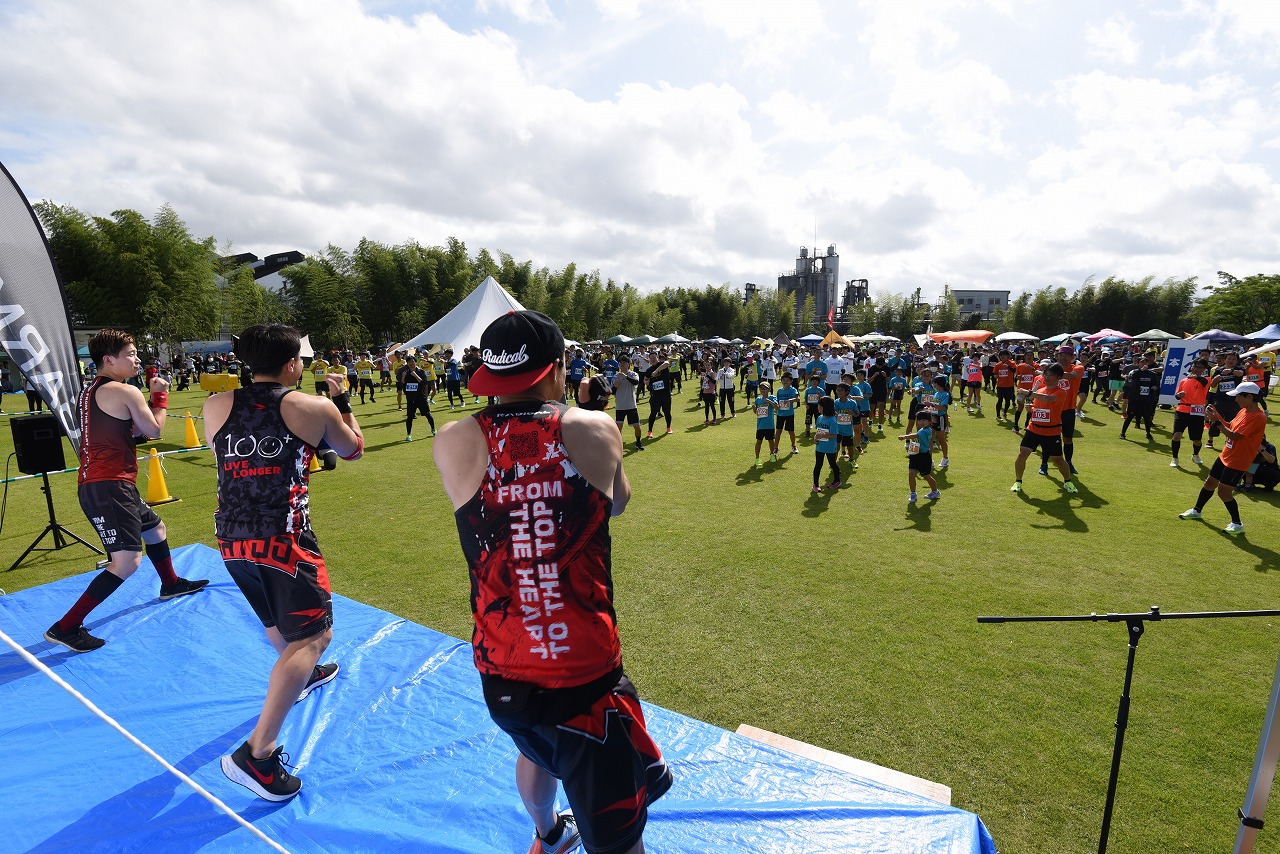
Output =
[
  {"x1": 1209, "y1": 458, "x2": 1246, "y2": 488},
  {"x1": 871, "y1": 391, "x2": 887, "y2": 404},
  {"x1": 839, "y1": 434, "x2": 854, "y2": 448},
  {"x1": 315, "y1": 381, "x2": 328, "y2": 394},
  {"x1": 756, "y1": 428, "x2": 774, "y2": 441},
  {"x1": 78, "y1": 480, "x2": 161, "y2": 554},
  {"x1": 908, "y1": 452, "x2": 933, "y2": 475},
  {"x1": 615, "y1": 408, "x2": 639, "y2": 426},
  {"x1": 891, "y1": 389, "x2": 904, "y2": 401},
  {"x1": 219, "y1": 531, "x2": 333, "y2": 643},
  {"x1": 483, "y1": 670, "x2": 673, "y2": 854},
  {"x1": 1061, "y1": 408, "x2": 1077, "y2": 439},
  {"x1": 1172, "y1": 411, "x2": 1205, "y2": 440},
  {"x1": 1020, "y1": 431, "x2": 1063, "y2": 457},
  {"x1": 776, "y1": 415, "x2": 795, "y2": 432},
  {"x1": 997, "y1": 387, "x2": 1015, "y2": 401}
]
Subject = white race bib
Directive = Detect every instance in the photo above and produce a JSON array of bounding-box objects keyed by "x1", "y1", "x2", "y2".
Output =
[{"x1": 651, "y1": 380, "x2": 665, "y2": 391}]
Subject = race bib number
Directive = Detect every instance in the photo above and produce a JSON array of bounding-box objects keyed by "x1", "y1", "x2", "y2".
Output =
[
  {"x1": 755, "y1": 405, "x2": 770, "y2": 418},
  {"x1": 908, "y1": 441, "x2": 921, "y2": 454},
  {"x1": 359, "y1": 370, "x2": 372, "y2": 377},
  {"x1": 1139, "y1": 387, "x2": 1149, "y2": 395},
  {"x1": 1032, "y1": 407, "x2": 1050, "y2": 422},
  {"x1": 405, "y1": 383, "x2": 418, "y2": 392},
  {"x1": 806, "y1": 392, "x2": 820, "y2": 404},
  {"x1": 922, "y1": 394, "x2": 934, "y2": 406},
  {"x1": 651, "y1": 380, "x2": 665, "y2": 391},
  {"x1": 837, "y1": 412, "x2": 852, "y2": 424},
  {"x1": 313, "y1": 368, "x2": 326, "y2": 377},
  {"x1": 1190, "y1": 404, "x2": 1204, "y2": 415},
  {"x1": 1221, "y1": 381, "x2": 1236, "y2": 391}
]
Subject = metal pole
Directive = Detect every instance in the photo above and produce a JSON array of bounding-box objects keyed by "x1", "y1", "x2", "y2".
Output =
[{"x1": 1235, "y1": 649, "x2": 1280, "y2": 853}]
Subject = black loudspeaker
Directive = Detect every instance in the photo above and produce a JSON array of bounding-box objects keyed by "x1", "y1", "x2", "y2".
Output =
[{"x1": 11, "y1": 413, "x2": 66, "y2": 475}]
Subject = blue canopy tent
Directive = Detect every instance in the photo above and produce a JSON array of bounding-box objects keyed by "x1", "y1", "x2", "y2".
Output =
[
  {"x1": 1247, "y1": 323, "x2": 1280, "y2": 341},
  {"x1": 1189, "y1": 328, "x2": 1251, "y2": 344}
]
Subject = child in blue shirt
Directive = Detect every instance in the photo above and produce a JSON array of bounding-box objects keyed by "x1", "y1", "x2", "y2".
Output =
[
  {"x1": 899, "y1": 411, "x2": 941, "y2": 504},
  {"x1": 929, "y1": 376, "x2": 951, "y2": 468},
  {"x1": 854, "y1": 370, "x2": 874, "y2": 449},
  {"x1": 833, "y1": 384, "x2": 860, "y2": 468},
  {"x1": 753, "y1": 382, "x2": 778, "y2": 466},
  {"x1": 812, "y1": 396, "x2": 841, "y2": 492},
  {"x1": 888, "y1": 369, "x2": 908, "y2": 424},
  {"x1": 774, "y1": 374, "x2": 801, "y2": 454}
]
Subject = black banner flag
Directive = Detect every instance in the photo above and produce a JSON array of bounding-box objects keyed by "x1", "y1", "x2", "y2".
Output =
[{"x1": 0, "y1": 161, "x2": 83, "y2": 449}]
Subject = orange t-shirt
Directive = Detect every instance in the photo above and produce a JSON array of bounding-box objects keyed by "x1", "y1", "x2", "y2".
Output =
[
  {"x1": 1058, "y1": 363, "x2": 1085, "y2": 400},
  {"x1": 1218, "y1": 407, "x2": 1267, "y2": 471},
  {"x1": 1245, "y1": 366, "x2": 1265, "y2": 386},
  {"x1": 995, "y1": 360, "x2": 1016, "y2": 388},
  {"x1": 1015, "y1": 362, "x2": 1038, "y2": 390},
  {"x1": 1027, "y1": 379, "x2": 1071, "y2": 436},
  {"x1": 1175, "y1": 376, "x2": 1208, "y2": 415}
]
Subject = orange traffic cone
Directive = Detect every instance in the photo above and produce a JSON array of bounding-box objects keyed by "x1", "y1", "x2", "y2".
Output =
[
  {"x1": 184, "y1": 412, "x2": 201, "y2": 449},
  {"x1": 145, "y1": 448, "x2": 179, "y2": 505}
]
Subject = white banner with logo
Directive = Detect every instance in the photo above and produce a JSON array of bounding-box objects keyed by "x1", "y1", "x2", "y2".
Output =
[
  {"x1": 0, "y1": 161, "x2": 83, "y2": 448},
  {"x1": 1158, "y1": 341, "x2": 1204, "y2": 407}
]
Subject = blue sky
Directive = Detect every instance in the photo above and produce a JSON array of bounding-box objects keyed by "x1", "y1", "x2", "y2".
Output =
[{"x1": 1, "y1": 0, "x2": 1276, "y2": 305}]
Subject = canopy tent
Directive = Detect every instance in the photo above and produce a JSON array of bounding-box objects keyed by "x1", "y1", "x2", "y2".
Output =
[
  {"x1": 603, "y1": 334, "x2": 632, "y2": 345},
  {"x1": 928, "y1": 330, "x2": 994, "y2": 343},
  {"x1": 181, "y1": 339, "x2": 235, "y2": 355},
  {"x1": 773, "y1": 333, "x2": 792, "y2": 347},
  {"x1": 655, "y1": 332, "x2": 690, "y2": 344},
  {"x1": 1243, "y1": 339, "x2": 1280, "y2": 357},
  {"x1": 631, "y1": 334, "x2": 656, "y2": 345},
  {"x1": 298, "y1": 334, "x2": 315, "y2": 359},
  {"x1": 993, "y1": 331, "x2": 1037, "y2": 343},
  {"x1": 1189, "y1": 328, "x2": 1251, "y2": 344},
  {"x1": 729, "y1": 337, "x2": 746, "y2": 344},
  {"x1": 1086, "y1": 328, "x2": 1130, "y2": 342},
  {"x1": 398, "y1": 276, "x2": 526, "y2": 353},
  {"x1": 1094, "y1": 336, "x2": 1127, "y2": 346},
  {"x1": 1041, "y1": 332, "x2": 1073, "y2": 344},
  {"x1": 796, "y1": 333, "x2": 824, "y2": 344},
  {"x1": 1133, "y1": 328, "x2": 1181, "y2": 341},
  {"x1": 751, "y1": 336, "x2": 772, "y2": 344},
  {"x1": 702, "y1": 336, "x2": 731, "y2": 345},
  {"x1": 821, "y1": 329, "x2": 854, "y2": 347},
  {"x1": 856, "y1": 332, "x2": 900, "y2": 343},
  {"x1": 1247, "y1": 323, "x2": 1280, "y2": 341}
]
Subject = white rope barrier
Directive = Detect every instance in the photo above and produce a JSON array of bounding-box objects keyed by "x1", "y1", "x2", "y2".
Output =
[{"x1": 0, "y1": 626, "x2": 291, "y2": 853}]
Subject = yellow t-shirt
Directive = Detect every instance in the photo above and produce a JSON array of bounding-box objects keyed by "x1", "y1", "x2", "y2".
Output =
[
  {"x1": 356, "y1": 359, "x2": 375, "y2": 379},
  {"x1": 421, "y1": 360, "x2": 438, "y2": 381},
  {"x1": 310, "y1": 359, "x2": 329, "y2": 378}
]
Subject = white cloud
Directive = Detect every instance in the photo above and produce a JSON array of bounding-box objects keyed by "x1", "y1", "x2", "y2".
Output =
[
  {"x1": 1085, "y1": 14, "x2": 1141, "y2": 66},
  {"x1": 477, "y1": 0, "x2": 554, "y2": 24}
]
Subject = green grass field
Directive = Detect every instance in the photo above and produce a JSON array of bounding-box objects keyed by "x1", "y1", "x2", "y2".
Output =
[{"x1": 1, "y1": 384, "x2": 1278, "y2": 852}]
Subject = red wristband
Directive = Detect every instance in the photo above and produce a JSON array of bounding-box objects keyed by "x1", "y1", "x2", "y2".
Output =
[{"x1": 150, "y1": 391, "x2": 169, "y2": 409}]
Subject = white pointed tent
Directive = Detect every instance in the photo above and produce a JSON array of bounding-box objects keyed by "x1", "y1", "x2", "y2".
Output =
[{"x1": 398, "y1": 276, "x2": 526, "y2": 353}]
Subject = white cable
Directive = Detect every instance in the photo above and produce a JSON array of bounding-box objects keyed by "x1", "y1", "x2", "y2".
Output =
[{"x1": 0, "y1": 626, "x2": 290, "y2": 853}]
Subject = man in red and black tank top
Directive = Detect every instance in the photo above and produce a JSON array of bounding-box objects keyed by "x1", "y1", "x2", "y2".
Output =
[
  {"x1": 436, "y1": 311, "x2": 671, "y2": 854},
  {"x1": 44, "y1": 330, "x2": 207, "y2": 654},
  {"x1": 203, "y1": 324, "x2": 364, "y2": 802}
]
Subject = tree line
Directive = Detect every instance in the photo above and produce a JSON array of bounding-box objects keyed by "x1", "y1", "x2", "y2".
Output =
[{"x1": 34, "y1": 202, "x2": 1277, "y2": 353}]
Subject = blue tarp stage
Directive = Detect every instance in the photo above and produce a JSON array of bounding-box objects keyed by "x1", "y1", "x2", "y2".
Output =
[{"x1": 0, "y1": 546, "x2": 995, "y2": 853}]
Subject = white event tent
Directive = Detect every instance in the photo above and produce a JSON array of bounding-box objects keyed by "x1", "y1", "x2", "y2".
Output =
[{"x1": 397, "y1": 276, "x2": 526, "y2": 353}]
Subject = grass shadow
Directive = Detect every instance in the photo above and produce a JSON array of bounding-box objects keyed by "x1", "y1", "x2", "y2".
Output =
[
  {"x1": 895, "y1": 501, "x2": 933, "y2": 531},
  {"x1": 1017, "y1": 489, "x2": 1089, "y2": 532}
]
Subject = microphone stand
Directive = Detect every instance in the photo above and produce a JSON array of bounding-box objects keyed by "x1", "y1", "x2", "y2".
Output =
[{"x1": 979, "y1": 606, "x2": 1280, "y2": 854}]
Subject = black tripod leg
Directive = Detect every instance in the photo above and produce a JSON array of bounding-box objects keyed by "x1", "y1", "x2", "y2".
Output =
[
  {"x1": 9, "y1": 527, "x2": 56, "y2": 571},
  {"x1": 1099, "y1": 618, "x2": 1145, "y2": 854}
]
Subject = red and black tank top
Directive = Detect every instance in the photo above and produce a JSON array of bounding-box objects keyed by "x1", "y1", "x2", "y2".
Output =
[
  {"x1": 455, "y1": 400, "x2": 620, "y2": 689},
  {"x1": 77, "y1": 377, "x2": 139, "y2": 485},
  {"x1": 212, "y1": 383, "x2": 315, "y2": 541}
]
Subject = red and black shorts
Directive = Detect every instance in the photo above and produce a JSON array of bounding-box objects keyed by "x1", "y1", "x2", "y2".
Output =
[
  {"x1": 483, "y1": 670, "x2": 673, "y2": 854},
  {"x1": 219, "y1": 531, "x2": 332, "y2": 642},
  {"x1": 78, "y1": 480, "x2": 161, "y2": 554},
  {"x1": 1021, "y1": 431, "x2": 1063, "y2": 457}
]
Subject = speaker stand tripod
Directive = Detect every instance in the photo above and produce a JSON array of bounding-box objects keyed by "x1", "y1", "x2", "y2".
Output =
[{"x1": 8, "y1": 472, "x2": 103, "y2": 571}]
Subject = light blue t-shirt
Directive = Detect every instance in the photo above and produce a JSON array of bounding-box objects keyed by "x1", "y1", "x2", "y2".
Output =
[
  {"x1": 754, "y1": 395, "x2": 777, "y2": 430},
  {"x1": 776, "y1": 386, "x2": 800, "y2": 415},
  {"x1": 833, "y1": 398, "x2": 858, "y2": 436},
  {"x1": 815, "y1": 415, "x2": 839, "y2": 453},
  {"x1": 856, "y1": 381, "x2": 873, "y2": 413}
]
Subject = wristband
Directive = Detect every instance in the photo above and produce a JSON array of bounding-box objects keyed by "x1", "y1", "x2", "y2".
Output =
[
  {"x1": 332, "y1": 393, "x2": 352, "y2": 414},
  {"x1": 149, "y1": 391, "x2": 169, "y2": 409}
]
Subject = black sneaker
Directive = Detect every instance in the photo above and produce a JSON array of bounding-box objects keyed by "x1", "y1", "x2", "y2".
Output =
[
  {"x1": 159, "y1": 577, "x2": 209, "y2": 601},
  {"x1": 44, "y1": 623, "x2": 105, "y2": 653},
  {"x1": 221, "y1": 741, "x2": 302, "y2": 801},
  {"x1": 296, "y1": 662, "x2": 339, "y2": 703}
]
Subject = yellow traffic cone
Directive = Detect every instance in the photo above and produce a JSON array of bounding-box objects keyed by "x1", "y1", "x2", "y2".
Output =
[
  {"x1": 145, "y1": 447, "x2": 180, "y2": 505},
  {"x1": 309, "y1": 451, "x2": 322, "y2": 473},
  {"x1": 184, "y1": 412, "x2": 201, "y2": 449}
]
